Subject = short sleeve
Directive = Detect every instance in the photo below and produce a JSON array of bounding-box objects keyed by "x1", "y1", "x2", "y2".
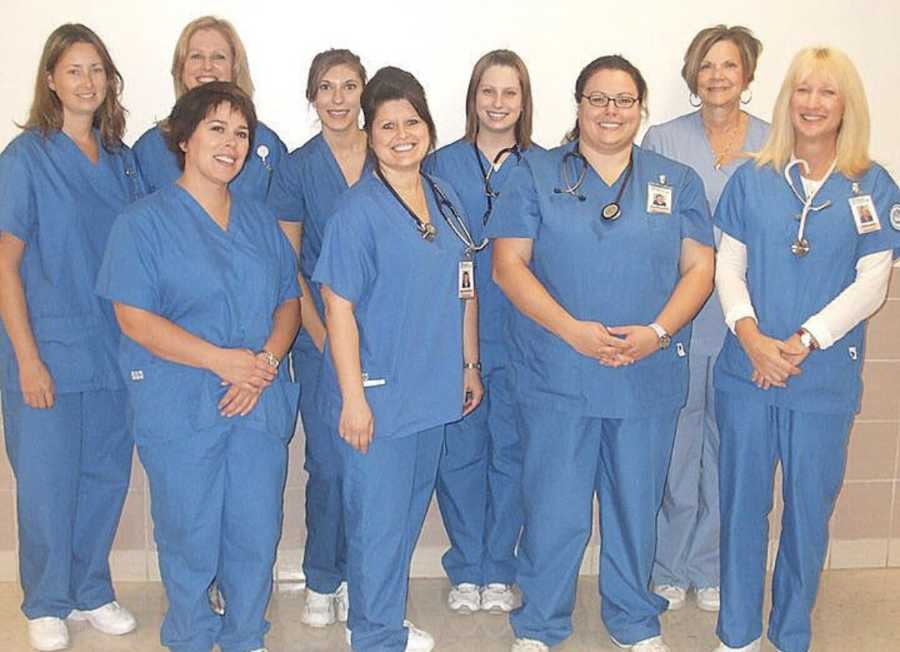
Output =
[
  {"x1": 274, "y1": 224, "x2": 301, "y2": 305},
  {"x1": 856, "y1": 167, "x2": 900, "y2": 260},
  {"x1": 714, "y1": 166, "x2": 748, "y2": 243},
  {"x1": 640, "y1": 125, "x2": 662, "y2": 154},
  {"x1": 95, "y1": 211, "x2": 161, "y2": 313},
  {"x1": 485, "y1": 162, "x2": 541, "y2": 239},
  {"x1": 312, "y1": 206, "x2": 376, "y2": 305},
  {"x1": 422, "y1": 151, "x2": 439, "y2": 176},
  {"x1": 678, "y1": 167, "x2": 714, "y2": 246},
  {"x1": 0, "y1": 145, "x2": 37, "y2": 242},
  {"x1": 266, "y1": 152, "x2": 306, "y2": 223}
]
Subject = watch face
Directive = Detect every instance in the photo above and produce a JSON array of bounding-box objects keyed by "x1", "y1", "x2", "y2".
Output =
[{"x1": 659, "y1": 334, "x2": 672, "y2": 349}]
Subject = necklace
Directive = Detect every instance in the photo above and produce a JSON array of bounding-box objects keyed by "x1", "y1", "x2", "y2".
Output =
[{"x1": 705, "y1": 112, "x2": 746, "y2": 171}]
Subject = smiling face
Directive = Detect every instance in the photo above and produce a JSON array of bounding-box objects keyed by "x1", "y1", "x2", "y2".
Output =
[
  {"x1": 47, "y1": 42, "x2": 108, "y2": 123},
  {"x1": 696, "y1": 39, "x2": 746, "y2": 109},
  {"x1": 577, "y1": 68, "x2": 641, "y2": 156},
  {"x1": 180, "y1": 101, "x2": 250, "y2": 186},
  {"x1": 790, "y1": 69, "x2": 845, "y2": 146},
  {"x1": 181, "y1": 28, "x2": 233, "y2": 91},
  {"x1": 369, "y1": 98, "x2": 430, "y2": 175},
  {"x1": 314, "y1": 64, "x2": 364, "y2": 133},
  {"x1": 475, "y1": 64, "x2": 523, "y2": 137}
]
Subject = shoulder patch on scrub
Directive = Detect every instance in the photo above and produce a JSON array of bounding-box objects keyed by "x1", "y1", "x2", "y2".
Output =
[{"x1": 890, "y1": 204, "x2": 900, "y2": 231}]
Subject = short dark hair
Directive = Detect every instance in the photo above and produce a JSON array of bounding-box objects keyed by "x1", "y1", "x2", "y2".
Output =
[
  {"x1": 566, "y1": 54, "x2": 648, "y2": 143},
  {"x1": 162, "y1": 81, "x2": 257, "y2": 170},
  {"x1": 306, "y1": 48, "x2": 367, "y2": 102},
  {"x1": 361, "y1": 66, "x2": 437, "y2": 153}
]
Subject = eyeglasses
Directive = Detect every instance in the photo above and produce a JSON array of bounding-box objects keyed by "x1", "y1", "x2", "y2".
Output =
[{"x1": 581, "y1": 93, "x2": 639, "y2": 109}]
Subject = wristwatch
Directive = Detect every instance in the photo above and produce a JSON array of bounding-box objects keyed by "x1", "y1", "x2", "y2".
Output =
[
  {"x1": 648, "y1": 322, "x2": 671, "y2": 349},
  {"x1": 797, "y1": 328, "x2": 819, "y2": 351},
  {"x1": 463, "y1": 361, "x2": 482, "y2": 372},
  {"x1": 257, "y1": 349, "x2": 280, "y2": 369}
]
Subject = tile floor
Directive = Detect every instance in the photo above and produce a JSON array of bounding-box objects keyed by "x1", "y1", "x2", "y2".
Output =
[{"x1": 0, "y1": 571, "x2": 898, "y2": 651}]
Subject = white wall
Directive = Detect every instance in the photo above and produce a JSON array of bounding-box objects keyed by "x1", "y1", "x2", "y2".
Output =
[{"x1": 1, "y1": 0, "x2": 899, "y2": 177}]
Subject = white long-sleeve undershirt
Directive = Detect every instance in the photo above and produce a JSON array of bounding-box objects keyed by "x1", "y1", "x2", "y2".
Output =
[{"x1": 716, "y1": 233, "x2": 893, "y2": 349}]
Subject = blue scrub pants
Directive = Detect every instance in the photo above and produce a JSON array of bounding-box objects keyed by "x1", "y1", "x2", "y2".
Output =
[
  {"x1": 342, "y1": 425, "x2": 444, "y2": 652},
  {"x1": 138, "y1": 424, "x2": 287, "y2": 652},
  {"x1": 716, "y1": 392, "x2": 851, "y2": 652},
  {"x1": 654, "y1": 353, "x2": 719, "y2": 589},
  {"x1": 297, "y1": 347, "x2": 346, "y2": 594},
  {"x1": 2, "y1": 389, "x2": 132, "y2": 620},
  {"x1": 436, "y1": 365, "x2": 522, "y2": 585},
  {"x1": 511, "y1": 405, "x2": 676, "y2": 647}
]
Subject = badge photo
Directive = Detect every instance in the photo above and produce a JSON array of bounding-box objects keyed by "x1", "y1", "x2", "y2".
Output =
[
  {"x1": 646, "y1": 182, "x2": 672, "y2": 214},
  {"x1": 848, "y1": 195, "x2": 881, "y2": 234},
  {"x1": 458, "y1": 260, "x2": 475, "y2": 300}
]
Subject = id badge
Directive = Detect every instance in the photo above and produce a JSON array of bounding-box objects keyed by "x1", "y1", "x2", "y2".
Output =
[
  {"x1": 647, "y1": 182, "x2": 673, "y2": 214},
  {"x1": 849, "y1": 195, "x2": 881, "y2": 234},
  {"x1": 458, "y1": 260, "x2": 475, "y2": 300}
]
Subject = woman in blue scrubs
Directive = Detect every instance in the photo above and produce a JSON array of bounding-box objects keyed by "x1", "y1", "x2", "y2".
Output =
[
  {"x1": 489, "y1": 55, "x2": 715, "y2": 652},
  {"x1": 267, "y1": 48, "x2": 369, "y2": 629},
  {"x1": 641, "y1": 25, "x2": 768, "y2": 614},
  {"x1": 0, "y1": 24, "x2": 142, "y2": 652},
  {"x1": 133, "y1": 16, "x2": 285, "y2": 201},
  {"x1": 425, "y1": 49, "x2": 539, "y2": 615},
  {"x1": 711, "y1": 47, "x2": 900, "y2": 652},
  {"x1": 313, "y1": 66, "x2": 483, "y2": 652},
  {"x1": 96, "y1": 82, "x2": 300, "y2": 652}
]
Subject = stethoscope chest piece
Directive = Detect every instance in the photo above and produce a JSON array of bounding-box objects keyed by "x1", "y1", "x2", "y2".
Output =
[
  {"x1": 791, "y1": 238, "x2": 810, "y2": 257},
  {"x1": 418, "y1": 222, "x2": 438, "y2": 242},
  {"x1": 601, "y1": 203, "x2": 622, "y2": 221}
]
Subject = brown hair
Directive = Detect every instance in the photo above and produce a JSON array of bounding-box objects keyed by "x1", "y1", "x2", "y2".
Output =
[
  {"x1": 170, "y1": 16, "x2": 254, "y2": 99},
  {"x1": 361, "y1": 66, "x2": 437, "y2": 154},
  {"x1": 681, "y1": 25, "x2": 763, "y2": 95},
  {"x1": 565, "y1": 55, "x2": 648, "y2": 143},
  {"x1": 464, "y1": 49, "x2": 534, "y2": 149},
  {"x1": 23, "y1": 23, "x2": 126, "y2": 149},
  {"x1": 162, "y1": 81, "x2": 257, "y2": 171},
  {"x1": 305, "y1": 49, "x2": 367, "y2": 102}
]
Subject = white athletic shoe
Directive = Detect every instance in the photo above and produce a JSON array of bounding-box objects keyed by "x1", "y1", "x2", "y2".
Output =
[
  {"x1": 611, "y1": 635, "x2": 671, "y2": 651},
  {"x1": 653, "y1": 584, "x2": 687, "y2": 611},
  {"x1": 511, "y1": 638, "x2": 549, "y2": 651},
  {"x1": 302, "y1": 588, "x2": 336, "y2": 627},
  {"x1": 249, "y1": 649, "x2": 268, "y2": 652},
  {"x1": 345, "y1": 620, "x2": 434, "y2": 651},
  {"x1": 335, "y1": 581, "x2": 349, "y2": 623},
  {"x1": 68, "y1": 601, "x2": 136, "y2": 635},
  {"x1": 27, "y1": 617, "x2": 69, "y2": 651},
  {"x1": 711, "y1": 639, "x2": 761, "y2": 652},
  {"x1": 448, "y1": 583, "x2": 481, "y2": 613},
  {"x1": 696, "y1": 586, "x2": 721, "y2": 612},
  {"x1": 481, "y1": 583, "x2": 516, "y2": 613}
]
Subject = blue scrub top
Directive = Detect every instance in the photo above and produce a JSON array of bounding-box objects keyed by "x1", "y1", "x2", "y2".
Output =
[
  {"x1": 133, "y1": 121, "x2": 286, "y2": 202},
  {"x1": 425, "y1": 138, "x2": 543, "y2": 374},
  {"x1": 266, "y1": 133, "x2": 372, "y2": 360},
  {"x1": 486, "y1": 142, "x2": 714, "y2": 418},
  {"x1": 642, "y1": 110, "x2": 769, "y2": 356},
  {"x1": 714, "y1": 160, "x2": 900, "y2": 414},
  {"x1": 312, "y1": 171, "x2": 469, "y2": 440},
  {"x1": 0, "y1": 129, "x2": 145, "y2": 393},
  {"x1": 95, "y1": 184, "x2": 300, "y2": 444}
]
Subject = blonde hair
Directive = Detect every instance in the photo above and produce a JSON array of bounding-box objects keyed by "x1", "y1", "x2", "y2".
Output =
[
  {"x1": 23, "y1": 23, "x2": 126, "y2": 149},
  {"x1": 464, "y1": 50, "x2": 534, "y2": 149},
  {"x1": 170, "y1": 16, "x2": 254, "y2": 99},
  {"x1": 681, "y1": 25, "x2": 762, "y2": 95},
  {"x1": 756, "y1": 47, "x2": 871, "y2": 178}
]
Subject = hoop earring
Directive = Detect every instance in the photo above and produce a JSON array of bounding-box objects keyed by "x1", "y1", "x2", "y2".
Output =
[
  {"x1": 689, "y1": 93, "x2": 702, "y2": 108},
  {"x1": 741, "y1": 88, "x2": 753, "y2": 105}
]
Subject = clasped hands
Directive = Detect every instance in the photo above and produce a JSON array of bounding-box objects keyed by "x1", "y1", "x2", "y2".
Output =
[
  {"x1": 212, "y1": 348, "x2": 278, "y2": 417},
  {"x1": 565, "y1": 320, "x2": 660, "y2": 367},
  {"x1": 737, "y1": 324, "x2": 809, "y2": 390}
]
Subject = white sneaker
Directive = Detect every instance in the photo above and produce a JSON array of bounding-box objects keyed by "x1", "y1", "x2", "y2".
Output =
[
  {"x1": 345, "y1": 620, "x2": 434, "y2": 651},
  {"x1": 696, "y1": 586, "x2": 720, "y2": 612},
  {"x1": 612, "y1": 635, "x2": 671, "y2": 651},
  {"x1": 302, "y1": 588, "x2": 336, "y2": 627},
  {"x1": 481, "y1": 583, "x2": 516, "y2": 613},
  {"x1": 249, "y1": 649, "x2": 268, "y2": 652},
  {"x1": 653, "y1": 584, "x2": 686, "y2": 611},
  {"x1": 335, "y1": 581, "x2": 349, "y2": 623},
  {"x1": 448, "y1": 583, "x2": 481, "y2": 613},
  {"x1": 511, "y1": 638, "x2": 549, "y2": 651},
  {"x1": 27, "y1": 617, "x2": 69, "y2": 651},
  {"x1": 68, "y1": 601, "x2": 136, "y2": 636},
  {"x1": 710, "y1": 639, "x2": 760, "y2": 652}
]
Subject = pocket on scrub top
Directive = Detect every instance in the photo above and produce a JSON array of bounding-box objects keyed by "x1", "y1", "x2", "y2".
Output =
[
  {"x1": 32, "y1": 315, "x2": 101, "y2": 386},
  {"x1": 246, "y1": 380, "x2": 300, "y2": 441},
  {"x1": 127, "y1": 363, "x2": 218, "y2": 444}
]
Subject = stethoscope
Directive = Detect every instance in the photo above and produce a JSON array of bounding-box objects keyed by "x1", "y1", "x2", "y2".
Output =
[
  {"x1": 375, "y1": 166, "x2": 488, "y2": 255},
  {"x1": 256, "y1": 144, "x2": 274, "y2": 193},
  {"x1": 473, "y1": 142, "x2": 521, "y2": 225},
  {"x1": 553, "y1": 143, "x2": 634, "y2": 221},
  {"x1": 784, "y1": 157, "x2": 836, "y2": 257}
]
